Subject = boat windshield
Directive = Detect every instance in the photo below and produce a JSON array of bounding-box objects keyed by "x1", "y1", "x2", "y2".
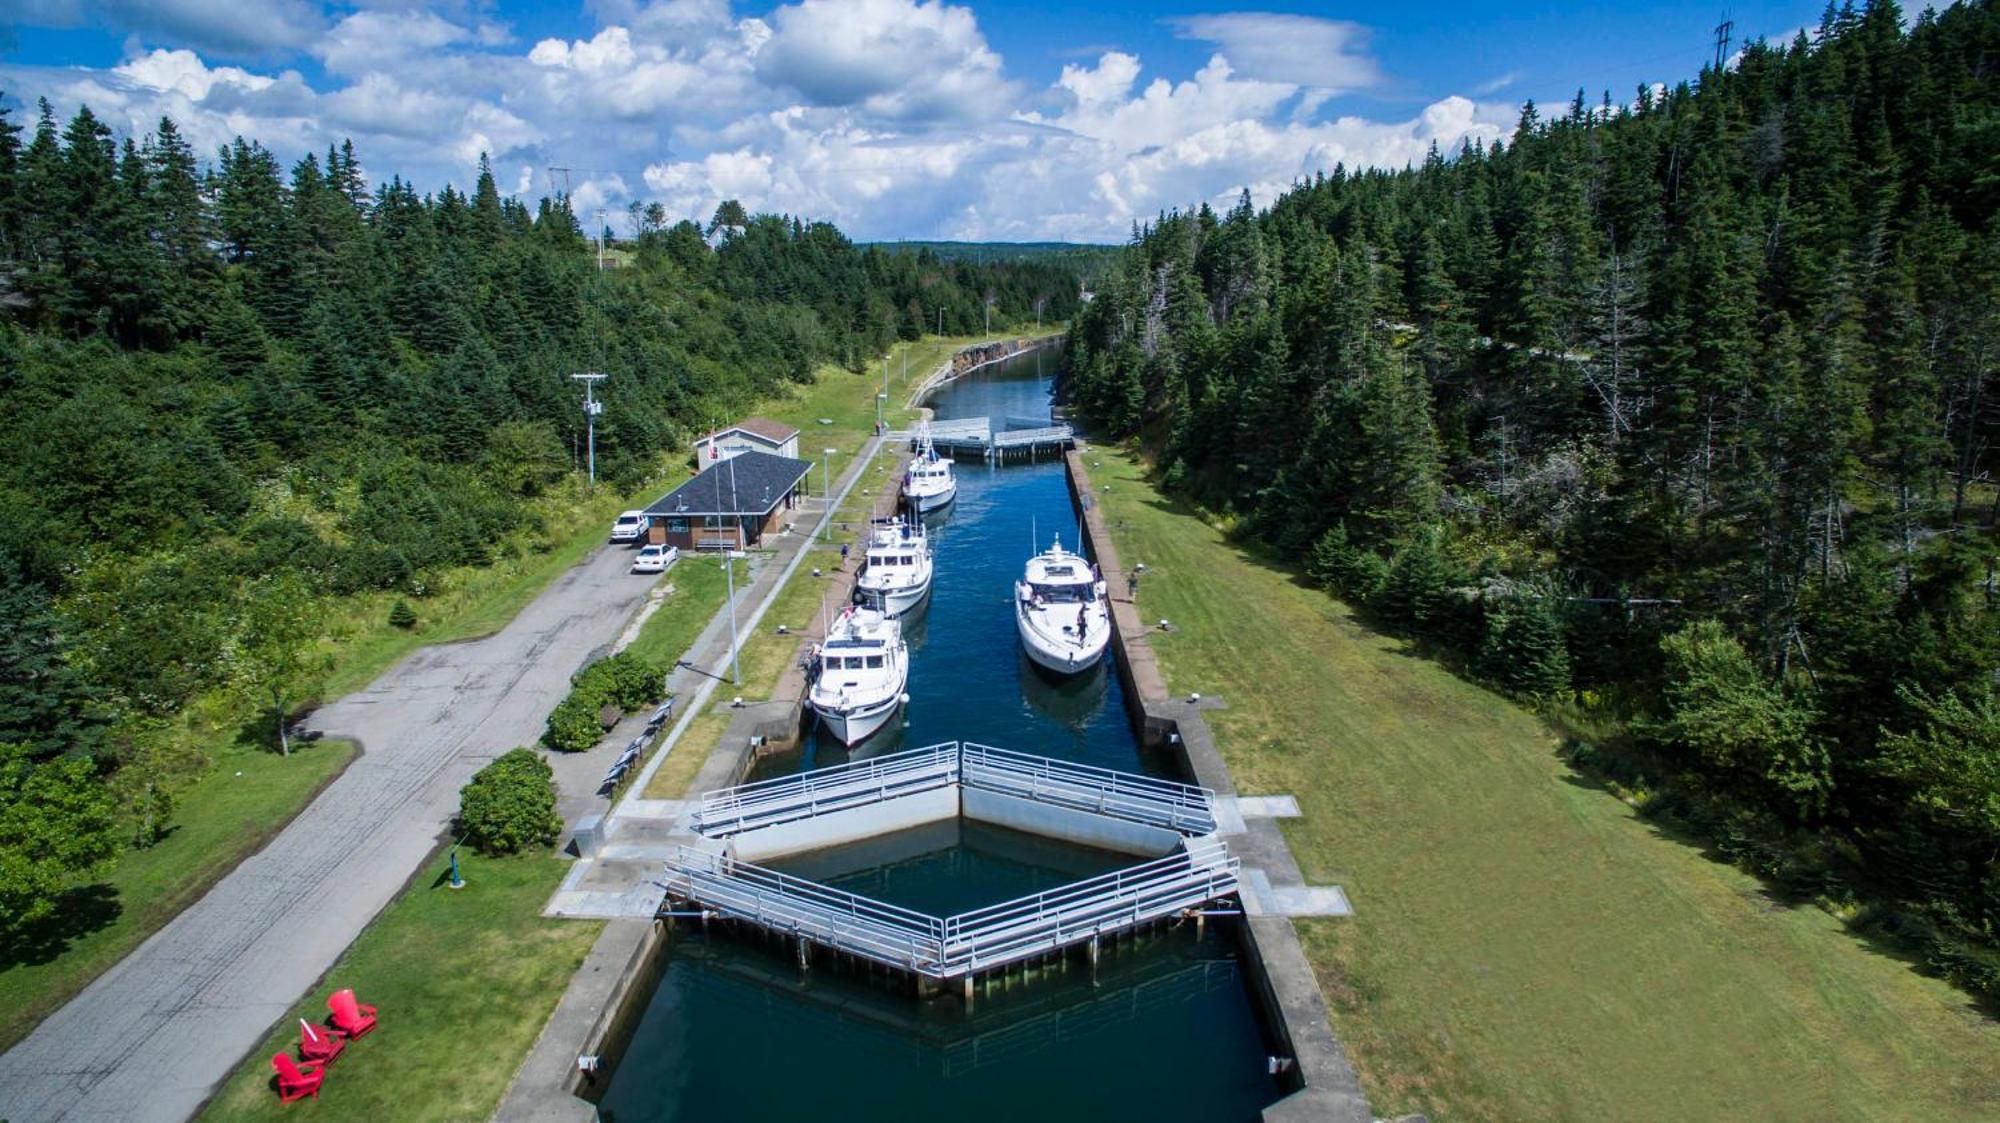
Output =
[{"x1": 1026, "y1": 582, "x2": 1095, "y2": 604}]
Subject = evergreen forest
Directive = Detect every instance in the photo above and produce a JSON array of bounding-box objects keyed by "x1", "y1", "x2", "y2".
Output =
[
  {"x1": 0, "y1": 96, "x2": 1079, "y2": 938},
  {"x1": 1066, "y1": 1, "x2": 2000, "y2": 1001}
]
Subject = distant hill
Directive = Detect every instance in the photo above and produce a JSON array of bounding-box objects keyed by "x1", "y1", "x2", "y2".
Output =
[{"x1": 867, "y1": 240, "x2": 1119, "y2": 282}]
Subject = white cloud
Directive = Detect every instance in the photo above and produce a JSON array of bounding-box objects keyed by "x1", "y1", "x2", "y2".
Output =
[
  {"x1": 316, "y1": 11, "x2": 472, "y2": 78},
  {"x1": 756, "y1": 0, "x2": 1014, "y2": 122},
  {"x1": 1171, "y1": 12, "x2": 1381, "y2": 95},
  {"x1": 3, "y1": 2, "x2": 1517, "y2": 240}
]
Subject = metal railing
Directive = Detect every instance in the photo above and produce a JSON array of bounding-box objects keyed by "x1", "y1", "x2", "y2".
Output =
[
  {"x1": 661, "y1": 838, "x2": 1239, "y2": 981},
  {"x1": 989, "y1": 424, "x2": 1073, "y2": 448},
  {"x1": 690, "y1": 741, "x2": 1218, "y2": 839},
  {"x1": 692, "y1": 743, "x2": 959, "y2": 837},
  {"x1": 937, "y1": 840, "x2": 1237, "y2": 974},
  {"x1": 960, "y1": 742, "x2": 1216, "y2": 835},
  {"x1": 663, "y1": 847, "x2": 946, "y2": 972}
]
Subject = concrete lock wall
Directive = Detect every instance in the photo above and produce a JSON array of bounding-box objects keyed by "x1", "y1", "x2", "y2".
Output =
[
  {"x1": 728, "y1": 787, "x2": 959, "y2": 863},
  {"x1": 961, "y1": 788, "x2": 1179, "y2": 858}
]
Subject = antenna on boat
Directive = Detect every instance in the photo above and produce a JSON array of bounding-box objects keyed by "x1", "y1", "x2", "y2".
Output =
[{"x1": 1032, "y1": 514, "x2": 1037, "y2": 555}]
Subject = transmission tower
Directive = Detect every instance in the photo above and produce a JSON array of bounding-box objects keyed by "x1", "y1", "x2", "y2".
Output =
[{"x1": 1713, "y1": 13, "x2": 1735, "y2": 70}]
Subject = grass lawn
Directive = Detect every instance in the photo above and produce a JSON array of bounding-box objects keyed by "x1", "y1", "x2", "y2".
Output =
[
  {"x1": 1087, "y1": 444, "x2": 2000, "y2": 1122},
  {"x1": 197, "y1": 849, "x2": 599, "y2": 1122},
  {"x1": 0, "y1": 735, "x2": 357, "y2": 1050},
  {"x1": 619, "y1": 551, "x2": 740, "y2": 670}
]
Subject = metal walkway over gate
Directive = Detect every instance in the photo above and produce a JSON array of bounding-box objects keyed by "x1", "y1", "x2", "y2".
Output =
[
  {"x1": 912, "y1": 417, "x2": 1074, "y2": 460},
  {"x1": 662, "y1": 838, "x2": 1238, "y2": 984},
  {"x1": 690, "y1": 741, "x2": 1219, "y2": 838},
  {"x1": 662, "y1": 742, "x2": 1239, "y2": 986}
]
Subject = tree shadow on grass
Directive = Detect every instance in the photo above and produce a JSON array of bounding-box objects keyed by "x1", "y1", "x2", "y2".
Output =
[
  {"x1": 0, "y1": 883, "x2": 123, "y2": 970},
  {"x1": 1552, "y1": 753, "x2": 2000, "y2": 1023}
]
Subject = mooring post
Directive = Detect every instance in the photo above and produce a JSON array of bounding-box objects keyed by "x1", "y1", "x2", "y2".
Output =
[
  {"x1": 1088, "y1": 935, "x2": 1100, "y2": 986},
  {"x1": 962, "y1": 974, "x2": 975, "y2": 1011},
  {"x1": 797, "y1": 936, "x2": 810, "y2": 977}
]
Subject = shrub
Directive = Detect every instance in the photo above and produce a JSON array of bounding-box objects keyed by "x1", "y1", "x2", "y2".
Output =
[
  {"x1": 1477, "y1": 595, "x2": 1571, "y2": 698},
  {"x1": 457, "y1": 748, "x2": 561, "y2": 855},
  {"x1": 542, "y1": 651, "x2": 667, "y2": 751},
  {"x1": 1308, "y1": 523, "x2": 1390, "y2": 603},
  {"x1": 543, "y1": 695, "x2": 605, "y2": 753},
  {"x1": 388, "y1": 599, "x2": 416, "y2": 629}
]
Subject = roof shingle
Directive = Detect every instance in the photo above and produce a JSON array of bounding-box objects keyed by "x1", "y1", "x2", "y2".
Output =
[{"x1": 645, "y1": 450, "x2": 814, "y2": 518}]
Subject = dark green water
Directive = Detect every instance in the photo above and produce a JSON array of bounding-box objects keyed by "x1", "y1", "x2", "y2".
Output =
[
  {"x1": 770, "y1": 819, "x2": 1137, "y2": 916},
  {"x1": 595, "y1": 925, "x2": 1275, "y2": 1123},
  {"x1": 594, "y1": 348, "x2": 1283, "y2": 1122}
]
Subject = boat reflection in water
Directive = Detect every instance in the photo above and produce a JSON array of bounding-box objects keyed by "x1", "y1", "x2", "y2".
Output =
[{"x1": 1016, "y1": 649, "x2": 1109, "y2": 729}]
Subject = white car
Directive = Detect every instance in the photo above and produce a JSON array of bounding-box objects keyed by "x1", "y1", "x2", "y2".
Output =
[
  {"x1": 631, "y1": 544, "x2": 679, "y2": 575},
  {"x1": 609, "y1": 510, "x2": 649, "y2": 544}
]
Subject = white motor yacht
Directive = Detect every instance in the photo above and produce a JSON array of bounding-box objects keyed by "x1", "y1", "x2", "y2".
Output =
[
  {"x1": 854, "y1": 517, "x2": 934, "y2": 618},
  {"x1": 901, "y1": 427, "x2": 957, "y2": 512},
  {"x1": 1014, "y1": 535, "x2": 1111, "y2": 675},
  {"x1": 807, "y1": 606, "x2": 910, "y2": 745}
]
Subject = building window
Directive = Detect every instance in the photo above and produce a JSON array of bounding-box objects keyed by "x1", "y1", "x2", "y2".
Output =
[{"x1": 666, "y1": 518, "x2": 687, "y2": 533}]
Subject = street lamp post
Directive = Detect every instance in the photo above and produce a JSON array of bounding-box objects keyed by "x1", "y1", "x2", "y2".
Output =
[
  {"x1": 722, "y1": 550, "x2": 742, "y2": 685},
  {"x1": 876, "y1": 391, "x2": 887, "y2": 433},
  {"x1": 822, "y1": 448, "x2": 837, "y2": 539}
]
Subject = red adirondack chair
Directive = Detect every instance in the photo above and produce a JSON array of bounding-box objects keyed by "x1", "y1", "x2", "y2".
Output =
[
  {"x1": 327, "y1": 988, "x2": 378, "y2": 1039},
  {"x1": 298, "y1": 1018, "x2": 345, "y2": 1065},
  {"x1": 271, "y1": 1053, "x2": 324, "y2": 1103}
]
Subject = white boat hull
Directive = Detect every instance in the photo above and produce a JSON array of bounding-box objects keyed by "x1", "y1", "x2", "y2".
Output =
[
  {"x1": 811, "y1": 692, "x2": 902, "y2": 745},
  {"x1": 1016, "y1": 604, "x2": 1110, "y2": 675},
  {"x1": 858, "y1": 573, "x2": 932, "y2": 618},
  {"x1": 905, "y1": 481, "x2": 956, "y2": 512}
]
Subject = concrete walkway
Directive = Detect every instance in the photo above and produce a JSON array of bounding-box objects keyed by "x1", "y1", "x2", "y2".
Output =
[{"x1": 0, "y1": 545, "x2": 663, "y2": 1123}]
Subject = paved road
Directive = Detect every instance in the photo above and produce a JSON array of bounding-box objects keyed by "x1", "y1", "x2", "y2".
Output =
[{"x1": 0, "y1": 545, "x2": 659, "y2": 1123}]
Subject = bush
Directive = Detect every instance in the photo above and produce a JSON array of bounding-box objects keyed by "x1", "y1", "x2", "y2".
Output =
[
  {"x1": 1477, "y1": 595, "x2": 1571, "y2": 698},
  {"x1": 388, "y1": 599, "x2": 416, "y2": 629},
  {"x1": 1308, "y1": 523, "x2": 1389, "y2": 603},
  {"x1": 542, "y1": 651, "x2": 667, "y2": 751},
  {"x1": 457, "y1": 748, "x2": 562, "y2": 856},
  {"x1": 543, "y1": 696, "x2": 605, "y2": 753}
]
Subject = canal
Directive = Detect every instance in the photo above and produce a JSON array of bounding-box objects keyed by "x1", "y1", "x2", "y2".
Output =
[{"x1": 592, "y1": 344, "x2": 1283, "y2": 1123}]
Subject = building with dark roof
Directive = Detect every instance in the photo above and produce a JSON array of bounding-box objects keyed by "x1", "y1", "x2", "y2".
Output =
[
  {"x1": 694, "y1": 416, "x2": 801, "y2": 466},
  {"x1": 644, "y1": 450, "x2": 814, "y2": 551}
]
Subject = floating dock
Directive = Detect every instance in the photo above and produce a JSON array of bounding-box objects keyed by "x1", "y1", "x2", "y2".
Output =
[{"x1": 659, "y1": 742, "x2": 1240, "y2": 995}]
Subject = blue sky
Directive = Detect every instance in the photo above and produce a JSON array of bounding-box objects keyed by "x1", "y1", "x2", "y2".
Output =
[{"x1": 0, "y1": 2, "x2": 1834, "y2": 241}]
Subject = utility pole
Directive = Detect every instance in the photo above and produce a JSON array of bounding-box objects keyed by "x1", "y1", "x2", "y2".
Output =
[
  {"x1": 571, "y1": 372, "x2": 607, "y2": 490},
  {"x1": 595, "y1": 208, "x2": 607, "y2": 270},
  {"x1": 1713, "y1": 13, "x2": 1734, "y2": 70},
  {"x1": 937, "y1": 308, "x2": 944, "y2": 337}
]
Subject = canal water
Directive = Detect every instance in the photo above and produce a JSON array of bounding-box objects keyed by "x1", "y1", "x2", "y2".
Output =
[
  {"x1": 755, "y1": 342, "x2": 1172, "y2": 777},
  {"x1": 593, "y1": 345, "x2": 1284, "y2": 1122}
]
